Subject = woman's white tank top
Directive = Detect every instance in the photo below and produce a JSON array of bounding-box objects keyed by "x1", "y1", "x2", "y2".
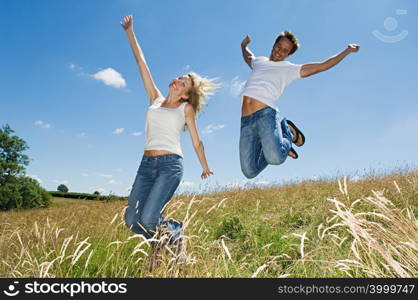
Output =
[{"x1": 144, "y1": 96, "x2": 187, "y2": 157}]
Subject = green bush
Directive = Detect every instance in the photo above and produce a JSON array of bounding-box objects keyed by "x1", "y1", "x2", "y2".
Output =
[
  {"x1": 0, "y1": 176, "x2": 51, "y2": 210},
  {"x1": 0, "y1": 179, "x2": 21, "y2": 210}
]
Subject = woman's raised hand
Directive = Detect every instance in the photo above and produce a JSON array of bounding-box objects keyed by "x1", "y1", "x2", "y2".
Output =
[
  {"x1": 201, "y1": 169, "x2": 214, "y2": 180},
  {"x1": 120, "y1": 15, "x2": 133, "y2": 32}
]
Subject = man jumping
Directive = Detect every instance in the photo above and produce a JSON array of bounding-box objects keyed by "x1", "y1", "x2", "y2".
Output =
[{"x1": 239, "y1": 30, "x2": 359, "y2": 178}]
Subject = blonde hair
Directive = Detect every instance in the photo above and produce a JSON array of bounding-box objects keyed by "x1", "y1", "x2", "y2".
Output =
[{"x1": 185, "y1": 72, "x2": 220, "y2": 112}]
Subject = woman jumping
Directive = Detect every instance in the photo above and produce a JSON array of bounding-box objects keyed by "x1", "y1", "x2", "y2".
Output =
[{"x1": 121, "y1": 15, "x2": 218, "y2": 247}]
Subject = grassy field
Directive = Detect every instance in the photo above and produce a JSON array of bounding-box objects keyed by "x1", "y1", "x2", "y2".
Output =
[{"x1": 0, "y1": 171, "x2": 417, "y2": 278}]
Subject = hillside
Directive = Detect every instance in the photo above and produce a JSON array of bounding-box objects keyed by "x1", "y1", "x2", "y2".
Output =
[{"x1": 0, "y1": 171, "x2": 417, "y2": 277}]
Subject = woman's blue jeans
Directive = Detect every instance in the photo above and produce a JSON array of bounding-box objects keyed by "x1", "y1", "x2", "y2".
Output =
[
  {"x1": 124, "y1": 154, "x2": 183, "y2": 241},
  {"x1": 239, "y1": 107, "x2": 293, "y2": 179}
]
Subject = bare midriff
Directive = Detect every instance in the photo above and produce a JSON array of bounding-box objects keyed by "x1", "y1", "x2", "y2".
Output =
[
  {"x1": 241, "y1": 96, "x2": 269, "y2": 117},
  {"x1": 144, "y1": 150, "x2": 175, "y2": 156}
]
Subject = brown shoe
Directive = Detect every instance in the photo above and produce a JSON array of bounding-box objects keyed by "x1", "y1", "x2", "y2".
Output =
[
  {"x1": 287, "y1": 120, "x2": 305, "y2": 147},
  {"x1": 288, "y1": 147, "x2": 298, "y2": 159}
]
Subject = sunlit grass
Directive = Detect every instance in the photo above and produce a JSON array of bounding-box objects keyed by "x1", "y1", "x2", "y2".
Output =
[{"x1": 0, "y1": 171, "x2": 417, "y2": 277}]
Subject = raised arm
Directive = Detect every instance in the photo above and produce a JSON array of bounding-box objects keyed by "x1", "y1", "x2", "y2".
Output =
[
  {"x1": 241, "y1": 35, "x2": 255, "y2": 69},
  {"x1": 184, "y1": 104, "x2": 213, "y2": 179},
  {"x1": 121, "y1": 15, "x2": 162, "y2": 103},
  {"x1": 300, "y1": 44, "x2": 360, "y2": 78}
]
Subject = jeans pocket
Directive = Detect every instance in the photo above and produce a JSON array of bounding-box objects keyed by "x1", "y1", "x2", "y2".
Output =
[
  {"x1": 240, "y1": 116, "x2": 251, "y2": 129},
  {"x1": 161, "y1": 160, "x2": 183, "y2": 177},
  {"x1": 258, "y1": 112, "x2": 276, "y2": 132}
]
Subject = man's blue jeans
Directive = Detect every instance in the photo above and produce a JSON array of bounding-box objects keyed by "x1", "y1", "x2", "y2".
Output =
[
  {"x1": 124, "y1": 154, "x2": 183, "y2": 241},
  {"x1": 239, "y1": 107, "x2": 293, "y2": 179}
]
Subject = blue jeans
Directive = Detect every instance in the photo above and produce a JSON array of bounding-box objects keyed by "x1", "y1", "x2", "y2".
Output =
[
  {"x1": 124, "y1": 154, "x2": 183, "y2": 241},
  {"x1": 239, "y1": 107, "x2": 293, "y2": 179}
]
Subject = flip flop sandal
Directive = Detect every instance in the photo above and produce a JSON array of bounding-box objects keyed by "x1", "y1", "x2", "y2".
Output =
[
  {"x1": 286, "y1": 120, "x2": 305, "y2": 147},
  {"x1": 288, "y1": 147, "x2": 298, "y2": 159}
]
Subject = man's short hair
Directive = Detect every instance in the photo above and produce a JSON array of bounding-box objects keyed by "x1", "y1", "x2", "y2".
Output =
[{"x1": 274, "y1": 30, "x2": 300, "y2": 55}]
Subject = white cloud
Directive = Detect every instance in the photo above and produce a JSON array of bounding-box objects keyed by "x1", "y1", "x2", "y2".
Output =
[
  {"x1": 68, "y1": 63, "x2": 87, "y2": 76},
  {"x1": 108, "y1": 179, "x2": 117, "y2": 185},
  {"x1": 115, "y1": 168, "x2": 123, "y2": 173},
  {"x1": 28, "y1": 174, "x2": 42, "y2": 184},
  {"x1": 202, "y1": 124, "x2": 225, "y2": 134},
  {"x1": 82, "y1": 173, "x2": 89, "y2": 177},
  {"x1": 97, "y1": 173, "x2": 113, "y2": 179},
  {"x1": 180, "y1": 181, "x2": 194, "y2": 188},
  {"x1": 69, "y1": 63, "x2": 83, "y2": 71},
  {"x1": 77, "y1": 132, "x2": 87, "y2": 138},
  {"x1": 113, "y1": 128, "x2": 125, "y2": 135},
  {"x1": 132, "y1": 131, "x2": 142, "y2": 136},
  {"x1": 34, "y1": 120, "x2": 51, "y2": 129},
  {"x1": 92, "y1": 68, "x2": 126, "y2": 88},
  {"x1": 229, "y1": 76, "x2": 246, "y2": 98},
  {"x1": 183, "y1": 65, "x2": 191, "y2": 71}
]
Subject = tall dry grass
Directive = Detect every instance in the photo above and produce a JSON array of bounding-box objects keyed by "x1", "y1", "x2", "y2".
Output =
[
  {"x1": 0, "y1": 171, "x2": 417, "y2": 278},
  {"x1": 321, "y1": 178, "x2": 418, "y2": 277}
]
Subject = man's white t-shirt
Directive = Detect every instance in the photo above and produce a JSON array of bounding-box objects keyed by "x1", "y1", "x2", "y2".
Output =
[{"x1": 241, "y1": 56, "x2": 302, "y2": 110}]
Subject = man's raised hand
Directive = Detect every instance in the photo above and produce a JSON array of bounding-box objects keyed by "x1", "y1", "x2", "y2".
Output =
[
  {"x1": 241, "y1": 35, "x2": 252, "y2": 47},
  {"x1": 347, "y1": 44, "x2": 360, "y2": 53}
]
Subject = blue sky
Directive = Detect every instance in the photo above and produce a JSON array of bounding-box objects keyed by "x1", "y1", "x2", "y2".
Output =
[{"x1": 1, "y1": 0, "x2": 417, "y2": 196}]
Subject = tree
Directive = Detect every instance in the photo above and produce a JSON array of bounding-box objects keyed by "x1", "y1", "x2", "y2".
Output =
[
  {"x1": 57, "y1": 184, "x2": 69, "y2": 193},
  {"x1": 93, "y1": 191, "x2": 100, "y2": 195},
  {"x1": 0, "y1": 124, "x2": 29, "y2": 185},
  {"x1": 0, "y1": 124, "x2": 50, "y2": 210}
]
